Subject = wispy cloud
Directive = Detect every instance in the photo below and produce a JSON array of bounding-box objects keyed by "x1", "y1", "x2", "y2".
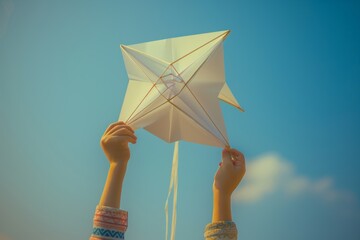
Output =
[
  {"x1": 0, "y1": 0, "x2": 14, "y2": 39},
  {"x1": 234, "y1": 153, "x2": 355, "y2": 203}
]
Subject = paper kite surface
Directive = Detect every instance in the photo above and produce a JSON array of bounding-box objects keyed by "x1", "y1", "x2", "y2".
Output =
[{"x1": 119, "y1": 30, "x2": 243, "y2": 148}]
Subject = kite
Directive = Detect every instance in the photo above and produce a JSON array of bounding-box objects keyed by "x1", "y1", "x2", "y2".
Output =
[{"x1": 118, "y1": 30, "x2": 243, "y2": 240}]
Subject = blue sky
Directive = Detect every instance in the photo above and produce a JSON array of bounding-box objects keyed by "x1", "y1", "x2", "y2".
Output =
[{"x1": 0, "y1": 0, "x2": 359, "y2": 239}]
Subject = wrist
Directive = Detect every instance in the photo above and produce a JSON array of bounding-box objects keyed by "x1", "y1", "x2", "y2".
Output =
[
  {"x1": 213, "y1": 190, "x2": 231, "y2": 203},
  {"x1": 213, "y1": 187, "x2": 232, "y2": 199},
  {"x1": 110, "y1": 161, "x2": 128, "y2": 169},
  {"x1": 109, "y1": 162, "x2": 128, "y2": 179}
]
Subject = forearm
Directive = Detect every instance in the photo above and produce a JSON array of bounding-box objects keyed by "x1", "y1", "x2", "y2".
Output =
[
  {"x1": 99, "y1": 163, "x2": 127, "y2": 208},
  {"x1": 205, "y1": 191, "x2": 237, "y2": 240},
  {"x1": 212, "y1": 190, "x2": 232, "y2": 222},
  {"x1": 90, "y1": 163, "x2": 128, "y2": 240}
]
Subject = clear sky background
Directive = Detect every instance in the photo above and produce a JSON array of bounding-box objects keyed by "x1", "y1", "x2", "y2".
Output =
[{"x1": 0, "y1": 0, "x2": 359, "y2": 239}]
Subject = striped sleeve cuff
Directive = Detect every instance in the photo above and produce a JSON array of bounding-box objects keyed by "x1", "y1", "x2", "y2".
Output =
[
  {"x1": 204, "y1": 221, "x2": 238, "y2": 240},
  {"x1": 90, "y1": 205, "x2": 128, "y2": 240}
]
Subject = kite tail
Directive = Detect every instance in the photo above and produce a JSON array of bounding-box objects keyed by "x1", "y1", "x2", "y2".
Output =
[{"x1": 165, "y1": 141, "x2": 179, "y2": 240}]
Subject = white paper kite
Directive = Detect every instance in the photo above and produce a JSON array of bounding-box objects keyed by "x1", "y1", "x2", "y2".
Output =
[{"x1": 118, "y1": 30, "x2": 243, "y2": 240}]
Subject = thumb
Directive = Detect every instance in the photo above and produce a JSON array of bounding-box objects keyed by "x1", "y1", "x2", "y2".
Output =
[{"x1": 222, "y1": 148, "x2": 233, "y2": 167}]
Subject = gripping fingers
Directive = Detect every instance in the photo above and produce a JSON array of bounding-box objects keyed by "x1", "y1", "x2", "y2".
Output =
[
  {"x1": 221, "y1": 148, "x2": 234, "y2": 167},
  {"x1": 105, "y1": 121, "x2": 125, "y2": 134},
  {"x1": 233, "y1": 150, "x2": 245, "y2": 163},
  {"x1": 230, "y1": 149, "x2": 245, "y2": 169},
  {"x1": 114, "y1": 135, "x2": 137, "y2": 144},
  {"x1": 111, "y1": 128, "x2": 137, "y2": 144},
  {"x1": 107, "y1": 123, "x2": 134, "y2": 135},
  {"x1": 220, "y1": 148, "x2": 245, "y2": 167}
]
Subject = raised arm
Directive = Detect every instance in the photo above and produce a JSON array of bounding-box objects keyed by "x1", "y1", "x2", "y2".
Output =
[
  {"x1": 204, "y1": 148, "x2": 246, "y2": 240},
  {"x1": 99, "y1": 121, "x2": 136, "y2": 208},
  {"x1": 90, "y1": 121, "x2": 137, "y2": 240}
]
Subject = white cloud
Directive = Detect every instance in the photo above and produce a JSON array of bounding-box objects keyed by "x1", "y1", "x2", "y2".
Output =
[{"x1": 233, "y1": 152, "x2": 355, "y2": 204}]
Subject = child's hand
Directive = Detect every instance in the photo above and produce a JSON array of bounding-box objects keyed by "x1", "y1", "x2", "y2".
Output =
[
  {"x1": 213, "y1": 148, "x2": 246, "y2": 196},
  {"x1": 100, "y1": 121, "x2": 137, "y2": 166}
]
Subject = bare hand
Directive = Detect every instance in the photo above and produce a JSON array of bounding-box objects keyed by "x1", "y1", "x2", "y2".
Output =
[
  {"x1": 213, "y1": 148, "x2": 246, "y2": 196},
  {"x1": 100, "y1": 121, "x2": 137, "y2": 166}
]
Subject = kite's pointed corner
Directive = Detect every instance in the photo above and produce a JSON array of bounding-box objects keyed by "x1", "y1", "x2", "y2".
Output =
[
  {"x1": 238, "y1": 106, "x2": 245, "y2": 112},
  {"x1": 223, "y1": 30, "x2": 231, "y2": 39}
]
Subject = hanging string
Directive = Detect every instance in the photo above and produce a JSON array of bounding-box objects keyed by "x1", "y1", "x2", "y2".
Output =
[{"x1": 165, "y1": 141, "x2": 179, "y2": 240}]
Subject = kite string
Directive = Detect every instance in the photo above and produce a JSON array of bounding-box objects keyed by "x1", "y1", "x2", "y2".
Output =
[
  {"x1": 165, "y1": 141, "x2": 179, "y2": 240},
  {"x1": 171, "y1": 142, "x2": 178, "y2": 240}
]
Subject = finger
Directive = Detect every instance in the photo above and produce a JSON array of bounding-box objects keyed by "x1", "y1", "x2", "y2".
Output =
[
  {"x1": 229, "y1": 149, "x2": 244, "y2": 161},
  {"x1": 112, "y1": 135, "x2": 137, "y2": 144},
  {"x1": 220, "y1": 161, "x2": 242, "y2": 167},
  {"x1": 230, "y1": 149, "x2": 245, "y2": 168},
  {"x1": 111, "y1": 128, "x2": 137, "y2": 142},
  {"x1": 107, "y1": 123, "x2": 134, "y2": 135},
  {"x1": 221, "y1": 148, "x2": 233, "y2": 167},
  {"x1": 105, "y1": 121, "x2": 126, "y2": 134},
  {"x1": 111, "y1": 127, "x2": 137, "y2": 138},
  {"x1": 233, "y1": 161, "x2": 243, "y2": 166},
  {"x1": 105, "y1": 121, "x2": 134, "y2": 135}
]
